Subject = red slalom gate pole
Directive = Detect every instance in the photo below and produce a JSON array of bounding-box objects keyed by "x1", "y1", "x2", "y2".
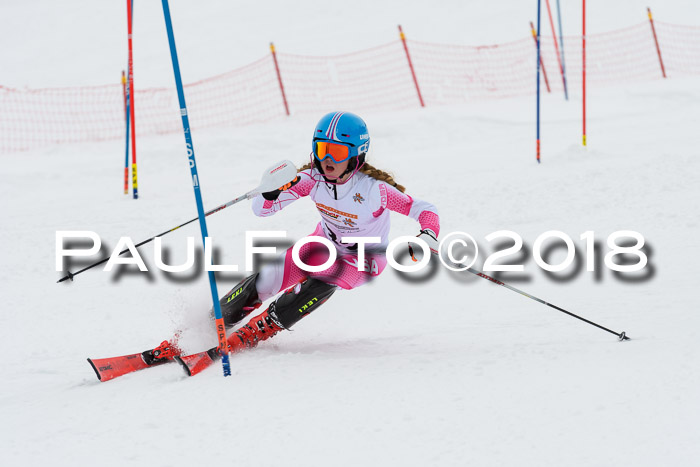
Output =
[
  {"x1": 536, "y1": 0, "x2": 542, "y2": 164},
  {"x1": 121, "y1": 70, "x2": 129, "y2": 194},
  {"x1": 582, "y1": 0, "x2": 587, "y2": 146},
  {"x1": 530, "y1": 21, "x2": 551, "y2": 93},
  {"x1": 127, "y1": 0, "x2": 139, "y2": 199},
  {"x1": 270, "y1": 42, "x2": 290, "y2": 116},
  {"x1": 398, "y1": 25, "x2": 425, "y2": 107},
  {"x1": 545, "y1": 0, "x2": 568, "y2": 98},
  {"x1": 647, "y1": 8, "x2": 667, "y2": 78}
]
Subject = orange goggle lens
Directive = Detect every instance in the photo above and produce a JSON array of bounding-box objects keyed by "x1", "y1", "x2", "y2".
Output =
[{"x1": 315, "y1": 141, "x2": 351, "y2": 163}]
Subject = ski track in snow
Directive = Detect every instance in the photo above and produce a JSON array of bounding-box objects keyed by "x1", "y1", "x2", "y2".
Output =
[{"x1": 1, "y1": 1, "x2": 699, "y2": 466}]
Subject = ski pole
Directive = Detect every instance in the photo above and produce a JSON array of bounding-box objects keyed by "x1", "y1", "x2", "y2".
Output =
[
  {"x1": 464, "y1": 264, "x2": 629, "y2": 340},
  {"x1": 463, "y1": 266, "x2": 629, "y2": 340},
  {"x1": 424, "y1": 247, "x2": 630, "y2": 340},
  {"x1": 57, "y1": 160, "x2": 298, "y2": 283}
]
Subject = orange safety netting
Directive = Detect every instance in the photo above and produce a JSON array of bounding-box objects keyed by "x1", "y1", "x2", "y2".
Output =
[{"x1": 1, "y1": 21, "x2": 698, "y2": 153}]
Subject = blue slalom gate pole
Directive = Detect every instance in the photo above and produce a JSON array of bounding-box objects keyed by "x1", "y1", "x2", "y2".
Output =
[
  {"x1": 556, "y1": 0, "x2": 569, "y2": 100},
  {"x1": 536, "y1": 0, "x2": 541, "y2": 163},
  {"x1": 161, "y1": 0, "x2": 231, "y2": 377},
  {"x1": 123, "y1": 73, "x2": 130, "y2": 194}
]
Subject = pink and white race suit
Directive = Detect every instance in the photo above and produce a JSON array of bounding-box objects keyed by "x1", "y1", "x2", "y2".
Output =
[{"x1": 251, "y1": 168, "x2": 440, "y2": 300}]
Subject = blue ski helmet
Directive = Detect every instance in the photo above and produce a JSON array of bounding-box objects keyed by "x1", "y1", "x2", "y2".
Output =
[{"x1": 311, "y1": 112, "x2": 369, "y2": 177}]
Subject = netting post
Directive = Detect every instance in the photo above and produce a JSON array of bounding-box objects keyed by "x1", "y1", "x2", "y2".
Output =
[
  {"x1": 647, "y1": 8, "x2": 667, "y2": 78},
  {"x1": 545, "y1": 0, "x2": 568, "y2": 99},
  {"x1": 530, "y1": 21, "x2": 551, "y2": 93},
  {"x1": 127, "y1": 0, "x2": 138, "y2": 199},
  {"x1": 582, "y1": 0, "x2": 587, "y2": 146},
  {"x1": 161, "y1": 0, "x2": 231, "y2": 377},
  {"x1": 270, "y1": 42, "x2": 290, "y2": 116},
  {"x1": 122, "y1": 70, "x2": 130, "y2": 195},
  {"x1": 555, "y1": 0, "x2": 569, "y2": 100},
  {"x1": 536, "y1": 1, "x2": 542, "y2": 163},
  {"x1": 398, "y1": 25, "x2": 425, "y2": 107}
]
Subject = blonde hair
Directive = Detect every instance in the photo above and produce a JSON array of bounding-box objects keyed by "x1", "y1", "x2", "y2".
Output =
[{"x1": 299, "y1": 161, "x2": 406, "y2": 193}]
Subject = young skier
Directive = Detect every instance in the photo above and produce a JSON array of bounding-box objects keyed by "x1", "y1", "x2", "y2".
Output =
[{"x1": 148, "y1": 111, "x2": 441, "y2": 364}]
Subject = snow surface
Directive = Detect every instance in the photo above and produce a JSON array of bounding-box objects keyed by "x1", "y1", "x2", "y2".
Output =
[{"x1": 1, "y1": 1, "x2": 699, "y2": 466}]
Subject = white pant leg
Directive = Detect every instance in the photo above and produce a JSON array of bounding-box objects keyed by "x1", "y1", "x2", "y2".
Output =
[{"x1": 254, "y1": 257, "x2": 285, "y2": 302}]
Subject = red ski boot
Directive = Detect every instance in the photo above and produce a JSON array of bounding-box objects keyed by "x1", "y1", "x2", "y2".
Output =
[
  {"x1": 226, "y1": 308, "x2": 283, "y2": 353},
  {"x1": 176, "y1": 279, "x2": 336, "y2": 377},
  {"x1": 175, "y1": 309, "x2": 283, "y2": 376}
]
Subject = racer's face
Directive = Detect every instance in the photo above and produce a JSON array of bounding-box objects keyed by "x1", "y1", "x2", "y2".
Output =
[{"x1": 321, "y1": 157, "x2": 350, "y2": 181}]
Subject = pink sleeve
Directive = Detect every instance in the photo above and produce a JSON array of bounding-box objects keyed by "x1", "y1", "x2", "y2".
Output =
[
  {"x1": 289, "y1": 177, "x2": 315, "y2": 197},
  {"x1": 372, "y1": 182, "x2": 440, "y2": 235},
  {"x1": 372, "y1": 183, "x2": 413, "y2": 217}
]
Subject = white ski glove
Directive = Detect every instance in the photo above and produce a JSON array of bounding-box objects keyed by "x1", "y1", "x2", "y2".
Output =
[{"x1": 255, "y1": 160, "x2": 299, "y2": 201}]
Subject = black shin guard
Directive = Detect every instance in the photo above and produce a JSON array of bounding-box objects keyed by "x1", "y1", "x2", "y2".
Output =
[
  {"x1": 218, "y1": 273, "x2": 261, "y2": 328},
  {"x1": 268, "y1": 278, "x2": 336, "y2": 329}
]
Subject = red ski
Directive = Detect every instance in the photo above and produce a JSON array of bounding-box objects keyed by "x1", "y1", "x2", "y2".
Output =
[
  {"x1": 87, "y1": 340, "x2": 181, "y2": 382},
  {"x1": 87, "y1": 352, "x2": 171, "y2": 382},
  {"x1": 87, "y1": 341, "x2": 224, "y2": 381},
  {"x1": 174, "y1": 347, "x2": 220, "y2": 376}
]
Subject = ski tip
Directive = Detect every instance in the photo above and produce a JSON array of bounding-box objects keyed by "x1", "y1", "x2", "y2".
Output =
[
  {"x1": 174, "y1": 356, "x2": 193, "y2": 377},
  {"x1": 86, "y1": 358, "x2": 103, "y2": 381}
]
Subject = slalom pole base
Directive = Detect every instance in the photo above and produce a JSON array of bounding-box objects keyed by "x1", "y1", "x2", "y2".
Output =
[
  {"x1": 618, "y1": 332, "x2": 630, "y2": 341},
  {"x1": 220, "y1": 350, "x2": 231, "y2": 376}
]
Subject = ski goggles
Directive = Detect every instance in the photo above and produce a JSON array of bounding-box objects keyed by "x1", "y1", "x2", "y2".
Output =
[{"x1": 313, "y1": 140, "x2": 354, "y2": 163}]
